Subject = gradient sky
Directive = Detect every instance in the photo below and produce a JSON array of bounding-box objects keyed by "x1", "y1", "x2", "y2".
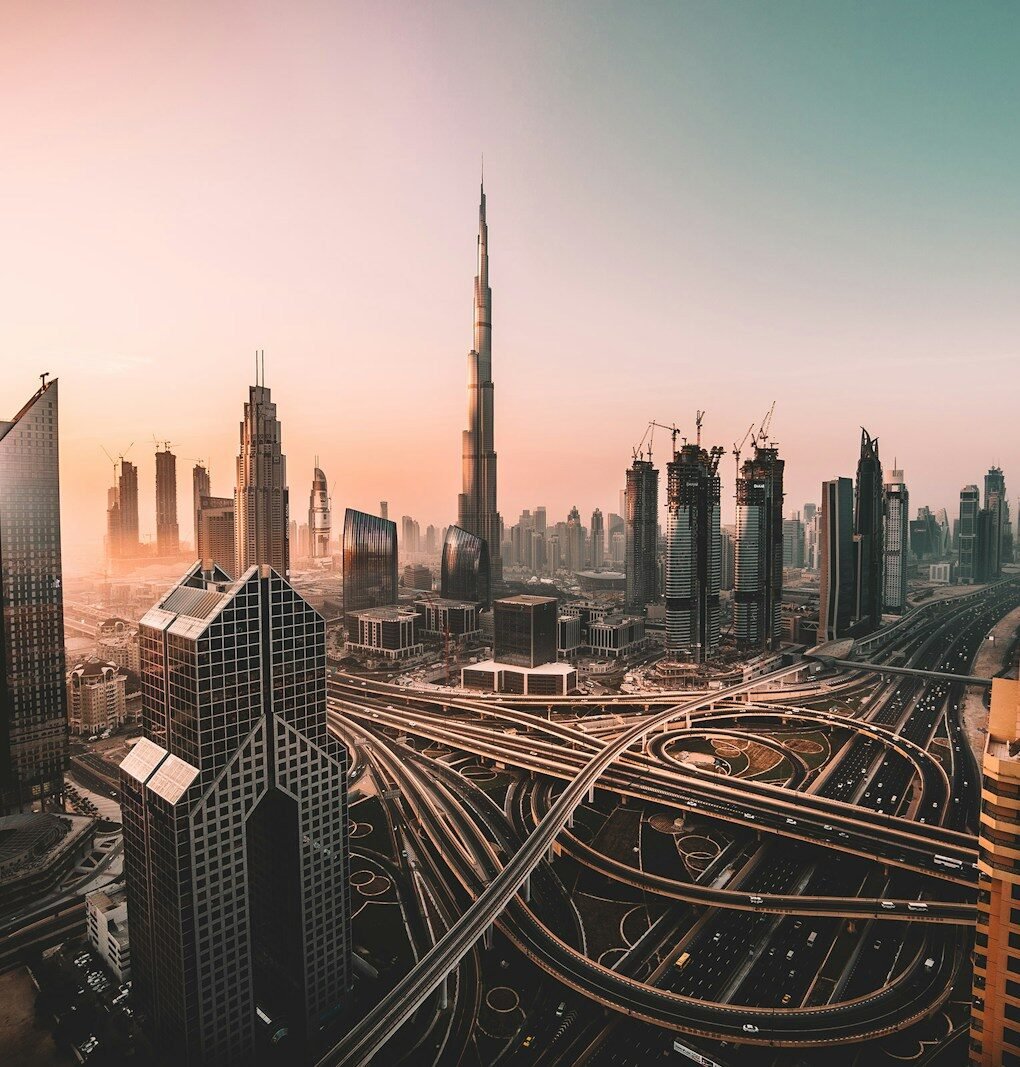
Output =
[{"x1": 2, "y1": 2, "x2": 1018, "y2": 573}]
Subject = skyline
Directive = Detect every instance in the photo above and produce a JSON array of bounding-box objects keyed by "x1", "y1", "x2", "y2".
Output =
[{"x1": 3, "y1": 2, "x2": 1019, "y2": 573}]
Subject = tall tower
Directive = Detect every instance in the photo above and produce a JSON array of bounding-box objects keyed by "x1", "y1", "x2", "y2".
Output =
[
  {"x1": 192, "y1": 463, "x2": 211, "y2": 552},
  {"x1": 853, "y1": 428, "x2": 884, "y2": 633},
  {"x1": 958, "y1": 485, "x2": 981, "y2": 583},
  {"x1": 234, "y1": 366, "x2": 290, "y2": 577},
  {"x1": 457, "y1": 179, "x2": 503, "y2": 590},
  {"x1": 734, "y1": 444, "x2": 785, "y2": 651},
  {"x1": 565, "y1": 506, "x2": 584, "y2": 573},
  {"x1": 590, "y1": 508, "x2": 605, "y2": 571},
  {"x1": 882, "y1": 468, "x2": 909, "y2": 614},
  {"x1": 155, "y1": 444, "x2": 179, "y2": 556},
  {"x1": 116, "y1": 459, "x2": 139, "y2": 557},
  {"x1": 819, "y1": 477, "x2": 855, "y2": 641},
  {"x1": 984, "y1": 466, "x2": 1007, "y2": 579},
  {"x1": 0, "y1": 378, "x2": 68, "y2": 813},
  {"x1": 664, "y1": 441, "x2": 723, "y2": 663},
  {"x1": 308, "y1": 465, "x2": 331, "y2": 558},
  {"x1": 625, "y1": 456, "x2": 659, "y2": 611},
  {"x1": 121, "y1": 563, "x2": 350, "y2": 1063}
]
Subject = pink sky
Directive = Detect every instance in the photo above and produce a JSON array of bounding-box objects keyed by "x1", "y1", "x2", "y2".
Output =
[{"x1": 2, "y1": 4, "x2": 1017, "y2": 573}]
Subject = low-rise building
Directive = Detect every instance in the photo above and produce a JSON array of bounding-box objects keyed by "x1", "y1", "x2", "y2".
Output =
[
  {"x1": 415, "y1": 598, "x2": 481, "y2": 639},
  {"x1": 96, "y1": 619, "x2": 141, "y2": 674},
  {"x1": 346, "y1": 607, "x2": 423, "y2": 660},
  {"x1": 557, "y1": 614, "x2": 582, "y2": 659},
  {"x1": 462, "y1": 659, "x2": 577, "y2": 696},
  {"x1": 587, "y1": 613, "x2": 647, "y2": 658},
  {"x1": 67, "y1": 660, "x2": 127, "y2": 736},
  {"x1": 86, "y1": 885, "x2": 131, "y2": 982},
  {"x1": 929, "y1": 562, "x2": 954, "y2": 585}
]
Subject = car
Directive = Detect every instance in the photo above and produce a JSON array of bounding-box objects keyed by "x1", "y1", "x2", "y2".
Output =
[
  {"x1": 786, "y1": 949, "x2": 794, "y2": 960},
  {"x1": 521, "y1": 1035, "x2": 534, "y2": 1048},
  {"x1": 712, "y1": 932, "x2": 722, "y2": 942},
  {"x1": 785, "y1": 817, "x2": 797, "y2": 826},
  {"x1": 781, "y1": 993, "x2": 792, "y2": 1005},
  {"x1": 555, "y1": 1001, "x2": 565, "y2": 1017},
  {"x1": 749, "y1": 895, "x2": 764, "y2": 904},
  {"x1": 880, "y1": 900, "x2": 896, "y2": 910},
  {"x1": 742, "y1": 1024, "x2": 759, "y2": 1034},
  {"x1": 873, "y1": 939, "x2": 882, "y2": 950}
]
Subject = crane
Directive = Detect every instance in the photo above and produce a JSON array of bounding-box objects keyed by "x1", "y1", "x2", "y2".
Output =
[
  {"x1": 152, "y1": 435, "x2": 173, "y2": 454},
  {"x1": 755, "y1": 401, "x2": 777, "y2": 448},
  {"x1": 101, "y1": 442, "x2": 134, "y2": 483},
  {"x1": 732, "y1": 422, "x2": 755, "y2": 486},
  {"x1": 649, "y1": 420, "x2": 682, "y2": 456}
]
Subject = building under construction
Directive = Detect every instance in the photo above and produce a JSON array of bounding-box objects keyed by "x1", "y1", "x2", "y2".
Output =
[
  {"x1": 734, "y1": 443, "x2": 785, "y2": 651},
  {"x1": 624, "y1": 454, "x2": 659, "y2": 612},
  {"x1": 664, "y1": 422, "x2": 724, "y2": 663}
]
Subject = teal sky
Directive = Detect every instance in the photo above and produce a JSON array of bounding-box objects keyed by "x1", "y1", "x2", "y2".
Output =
[{"x1": 1, "y1": 1, "x2": 1017, "y2": 567}]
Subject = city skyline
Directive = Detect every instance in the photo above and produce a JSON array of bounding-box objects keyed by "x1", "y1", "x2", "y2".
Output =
[{"x1": 3, "y1": 3, "x2": 1019, "y2": 573}]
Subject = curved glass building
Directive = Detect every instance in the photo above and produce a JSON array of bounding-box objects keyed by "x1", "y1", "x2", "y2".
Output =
[
  {"x1": 342, "y1": 509, "x2": 397, "y2": 625},
  {"x1": 441, "y1": 525, "x2": 491, "y2": 607}
]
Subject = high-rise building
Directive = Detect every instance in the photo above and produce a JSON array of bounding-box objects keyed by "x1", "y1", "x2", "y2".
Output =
[
  {"x1": 625, "y1": 456, "x2": 659, "y2": 611},
  {"x1": 803, "y1": 502, "x2": 819, "y2": 571},
  {"x1": 107, "y1": 458, "x2": 140, "y2": 559},
  {"x1": 342, "y1": 509, "x2": 398, "y2": 625},
  {"x1": 818, "y1": 477, "x2": 855, "y2": 641},
  {"x1": 565, "y1": 506, "x2": 585, "y2": 573},
  {"x1": 664, "y1": 441, "x2": 723, "y2": 662},
  {"x1": 441, "y1": 525, "x2": 491, "y2": 606},
  {"x1": 121, "y1": 563, "x2": 350, "y2": 1063},
  {"x1": 985, "y1": 466, "x2": 1008, "y2": 579},
  {"x1": 883, "y1": 468, "x2": 909, "y2": 614},
  {"x1": 379, "y1": 501, "x2": 388, "y2": 521},
  {"x1": 0, "y1": 378, "x2": 68, "y2": 813},
  {"x1": 734, "y1": 445, "x2": 785, "y2": 651},
  {"x1": 192, "y1": 463, "x2": 211, "y2": 553},
  {"x1": 970, "y1": 668, "x2": 1020, "y2": 1066},
  {"x1": 959, "y1": 485, "x2": 982, "y2": 584},
  {"x1": 400, "y1": 515, "x2": 421, "y2": 556},
  {"x1": 234, "y1": 373, "x2": 289, "y2": 577},
  {"x1": 67, "y1": 661, "x2": 127, "y2": 736},
  {"x1": 425, "y1": 525, "x2": 438, "y2": 555},
  {"x1": 783, "y1": 515, "x2": 804, "y2": 569},
  {"x1": 610, "y1": 531, "x2": 625, "y2": 567},
  {"x1": 155, "y1": 445, "x2": 179, "y2": 557},
  {"x1": 308, "y1": 465, "x2": 331, "y2": 558},
  {"x1": 493, "y1": 595, "x2": 557, "y2": 668},
  {"x1": 590, "y1": 508, "x2": 605, "y2": 570},
  {"x1": 196, "y1": 495, "x2": 236, "y2": 578},
  {"x1": 457, "y1": 180, "x2": 503, "y2": 590},
  {"x1": 853, "y1": 429, "x2": 884, "y2": 633},
  {"x1": 720, "y1": 527, "x2": 735, "y2": 592}
]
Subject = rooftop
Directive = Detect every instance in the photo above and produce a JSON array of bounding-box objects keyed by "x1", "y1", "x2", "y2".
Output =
[{"x1": 496, "y1": 594, "x2": 557, "y2": 607}]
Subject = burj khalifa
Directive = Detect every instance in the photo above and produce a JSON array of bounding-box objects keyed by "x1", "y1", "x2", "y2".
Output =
[{"x1": 457, "y1": 181, "x2": 503, "y2": 587}]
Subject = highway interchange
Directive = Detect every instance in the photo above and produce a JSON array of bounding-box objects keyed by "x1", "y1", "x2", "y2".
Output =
[{"x1": 320, "y1": 580, "x2": 1019, "y2": 1065}]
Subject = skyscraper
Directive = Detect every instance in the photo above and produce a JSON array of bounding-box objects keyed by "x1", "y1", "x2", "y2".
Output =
[
  {"x1": 308, "y1": 465, "x2": 331, "y2": 558},
  {"x1": 565, "y1": 506, "x2": 585, "y2": 573},
  {"x1": 155, "y1": 444, "x2": 179, "y2": 557},
  {"x1": 734, "y1": 445, "x2": 785, "y2": 651},
  {"x1": 234, "y1": 371, "x2": 289, "y2": 577},
  {"x1": 342, "y1": 509, "x2": 398, "y2": 625},
  {"x1": 121, "y1": 563, "x2": 350, "y2": 1063},
  {"x1": 819, "y1": 477, "x2": 855, "y2": 641},
  {"x1": 959, "y1": 484, "x2": 981, "y2": 584},
  {"x1": 107, "y1": 458, "x2": 140, "y2": 560},
  {"x1": 192, "y1": 463, "x2": 211, "y2": 552},
  {"x1": 441, "y1": 524, "x2": 491, "y2": 606},
  {"x1": 625, "y1": 456, "x2": 659, "y2": 611},
  {"x1": 883, "y1": 468, "x2": 909, "y2": 614},
  {"x1": 590, "y1": 508, "x2": 605, "y2": 570},
  {"x1": 782, "y1": 515, "x2": 804, "y2": 569},
  {"x1": 664, "y1": 441, "x2": 723, "y2": 662},
  {"x1": 196, "y1": 495, "x2": 236, "y2": 577},
  {"x1": 985, "y1": 466, "x2": 1007, "y2": 579},
  {"x1": 853, "y1": 428, "x2": 884, "y2": 633},
  {"x1": 457, "y1": 180, "x2": 503, "y2": 590},
  {"x1": 0, "y1": 378, "x2": 68, "y2": 813}
]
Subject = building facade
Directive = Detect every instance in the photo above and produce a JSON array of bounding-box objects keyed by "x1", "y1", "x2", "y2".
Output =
[
  {"x1": 590, "y1": 508, "x2": 605, "y2": 570},
  {"x1": 308, "y1": 466, "x2": 331, "y2": 558},
  {"x1": 197, "y1": 496, "x2": 236, "y2": 578},
  {"x1": 883, "y1": 468, "x2": 909, "y2": 613},
  {"x1": 0, "y1": 378, "x2": 68, "y2": 813},
  {"x1": 853, "y1": 428, "x2": 884, "y2": 633},
  {"x1": 440, "y1": 524, "x2": 491, "y2": 606},
  {"x1": 155, "y1": 445, "x2": 179, "y2": 556},
  {"x1": 86, "y1": 885, "x2": 131, "y2": 983},
  {"x1": 493, "y1": 595, "x2": 557, "y2": 668},
  {"x1": 624, "y1": 457, "x2": 659, "y2": 611},
  {"x1": 67, "y1": 661, "x2": 127, "y2": 736},
  {"x1": 342, "y1": 509, "x2": 398, "y2": 625},
  {"x1": 959, "y1": 484, "x2": 982, "y2": 584},
  {"x1": 818, "y1": 477, "x2": 855, "y2": 641},
  {"x1": 192, "y1": 463, "x2": 211, "y2": 553},
  {"x1": 121, "y1": 563, "x2": 350, "y2": 1064}
]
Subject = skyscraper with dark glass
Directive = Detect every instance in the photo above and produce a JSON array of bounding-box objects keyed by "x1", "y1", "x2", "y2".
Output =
[
  {"x1": 985, "y1": 466, "x2": 1007, "y2": 579},
  {"x1": 959, "y1": 484, "x2": 981, "y2": 583},
  {"x1": 121, "y1": 562, "x2": 350, "y2": 1064},
  {"x1": 441, "y1": 524, "x2": 491, "y2": 606},
  {"x1": 734, "y1": 444, "x2": 785, "y2": 651},
  {"x1": 664, "y1": 442, "x2": 723, "y2": 662},
  {"x1": 235, "y1": 373, "x2": 289, "y2": 578},
  {"x1": 819, "y1": 477, "x2": 855, "y2": 641},
  {"x1": 342, "y1": 508, "x2": 398, "y2": 625},
  {"x1": 155, "y1": 444, "x2": 179, "y2": 556},
  {"x1": 0, "y1": 378, "x2": 68, "y2": 813},
  {"x1": 853, "y1": 428, "x2": 884, "y2": 633},
  {"x1": 624, "y1": 456, "x2": 659, "y2": 611},
  {"x1": 883, "y1": 468, "x2": 909, "y2": 614},
  {"x1": 457, "y1": 181, "x2": 503, "y2": 590}
]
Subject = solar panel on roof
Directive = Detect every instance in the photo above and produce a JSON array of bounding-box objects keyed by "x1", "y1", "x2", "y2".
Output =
[
  {"x1": 161, "y1": 584, "x2": 226, "y2": 621},
  {"x1": 146, "y1": 754, "x2": 200, "y2": 805},
  {"x1": 120, "y1": 738, "x2": 169, "y2": 784}
]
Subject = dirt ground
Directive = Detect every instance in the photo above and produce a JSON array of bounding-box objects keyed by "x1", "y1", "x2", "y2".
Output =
[
  {"x1": 0, "y1": 967, "x2": 68, "y2": 1066},
  {"x1": 962, "y1": 605, "x2": 1020, "y2": 760}
]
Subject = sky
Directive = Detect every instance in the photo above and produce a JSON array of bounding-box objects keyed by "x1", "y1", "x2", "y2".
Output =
[{"x1": 2, "y1": 1, "x2": 1018, "y2": 573}]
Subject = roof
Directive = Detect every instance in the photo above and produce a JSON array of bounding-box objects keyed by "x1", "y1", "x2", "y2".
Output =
[
  {"x1": 161, "y1": 583, "x2": 228, "y2": 621},
  {"x1": 120, "y1": 737, "x2": 169, "y2": 784},
  {"x1": 351, "y1": 606, "x2": 418, "y2": 622},
  {"x1": 146, "y1": 753, "x2": 200, "y2": 804},
  {"x1": 468, "y1": 658, "x2": 575, "y2": 677},
  {"x1": 496, "y1": 594, "x2": 557, "y2": 607}
]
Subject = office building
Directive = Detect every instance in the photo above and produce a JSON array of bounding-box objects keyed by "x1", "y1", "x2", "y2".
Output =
[
  {"x1": 664, "y1": 442, "x2": 723, "y2": 661},
  {"x1": 346, "y1": 607, "x2": 422, "y2": 660},
  {"x1": 0, "y1": 378, "x2": 68, "y2": 813},
  {"x1": 457, "y1": 180, "x2": 503, "y2": 589},
  {"x1": 67, "y1": 661, "x2": 127, "y2": 736},
  {"x1": 86, "y1": 885, "x2": 131, "y2": 983},
  {"x1": 624, "y1": 456, "x2": 659, "y2": 611},
  {"x1": 818, "y1": 477, "x2": 855, "y2": 641},
  {"x1": 588, "y1": 614, "x2": 647, "y2": 658},
  {"x1": 734, "y1": 445, "x2": 785, "y2": 651},
  {"x1": 402, "y1": 564, "x2": 433, "y2": 591},
  {"x1": 610, "y1": 530, "x2": 626, "y2": 566},
  {"x1": 155, "y1": 444, "x2": 179, "y2": 556},
  {"x1": 959, "y1": 485, "x2": 982, "y2": 584},
  {"x1": 853, "y1": 429, "x2": 884, "y2": 632},
  {"x1": 493, "y1": 595, "x2": 557, "y2": 668},
  {"x1": 970, "y1": 668, "x2": 1020, "y2": 1066},
  {"x1": 342, "y1": 509, "x2": 398, "y2": 625},
  {"x1": 192, "y1": 463, "x2": 211, "y2": 552},
  {"x1": 590, "y1": 508, "x2": 605, "y2": 570},
  {"x1": 985, "y1": 466, "x2": 1008, "y2": 579},
  {"x1": 196, "y1": 495, "x2": 236, "y2": 578},
  {"x1": 883, "y1": 468, "x2": 909, "y2": 613},
  {"x1": 557, "y1": 614, "x2": 583, "y2": 659},
  {"x1": 414, "y1": 599, "x2": 480, "y2": 639},
  {"x1": 783, "y1": 516, "x2": 804, "y2": 569},
  {"x1": 308, "y1": 465, "x2": 331, "y2": 558},
  {"x1": 440, "y1": 524, "x2": 491, "y2": 606},
  {"x1": 121, "y1": 563, "x2": 350, "y2": 1064},
  {"x1": 234, "y1": 371, "x2": 290, "y2": 577}
]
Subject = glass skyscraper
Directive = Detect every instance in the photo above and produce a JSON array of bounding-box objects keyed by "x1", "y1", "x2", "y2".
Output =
[
  {"x1": 0, "y1": 378, "x2": 68, "y2": 813},
  {"x1": 342, "y1": 508, "x2": 398, "y2": 625},
  {"x1": 819, "y1": 477, "x2": 855, "y2": 641},
  {"x1": 440, "y1": 524, "x2": 491, "y2": 606},
  {"x1": 624, "y1": 456, "x2": 659, "y2": 611}
]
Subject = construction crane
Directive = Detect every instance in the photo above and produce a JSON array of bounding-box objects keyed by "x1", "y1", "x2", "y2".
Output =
[
  {"x1": 101, "y1": 442, "x2": 134, "y2": 483},
  {"x1": 649, "y1": 420, "x2": 682, "y2": 456},
  {"x1": 632, "y1": 420, "x2": 655, "y2": 463},
  {"x1": 732, "y1": 422, "x2": 755, "y2": 486},
  {"x1": 754, "y1": 401, "x2": 777, "y2": 448}
]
